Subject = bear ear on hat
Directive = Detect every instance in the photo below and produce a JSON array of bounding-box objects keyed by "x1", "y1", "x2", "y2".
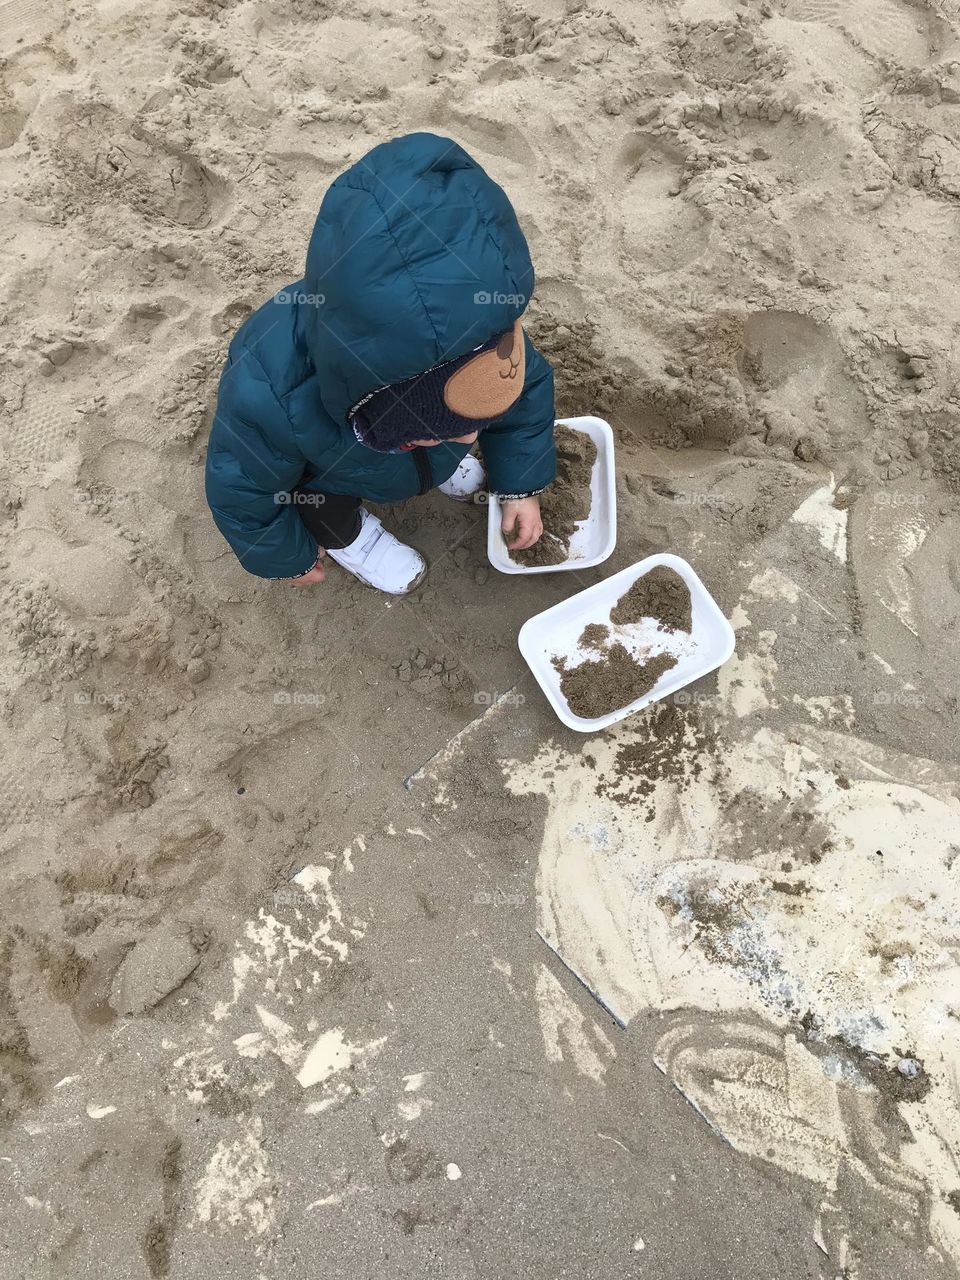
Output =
[{"x1": 443, "y1": 320, "x2": 525, "y2": 421}]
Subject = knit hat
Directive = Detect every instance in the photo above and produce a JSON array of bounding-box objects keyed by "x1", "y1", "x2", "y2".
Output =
[{"x1": 350, "y1": 321, "x2": 525, "y2": 453}]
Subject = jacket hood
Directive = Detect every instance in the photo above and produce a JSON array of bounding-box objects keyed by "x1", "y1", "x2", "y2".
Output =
[{"x1": 302, "y1": 132, "x2": 534, "y2": 427}]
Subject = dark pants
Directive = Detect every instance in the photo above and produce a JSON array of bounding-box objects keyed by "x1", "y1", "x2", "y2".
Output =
[{"x1": 292, "y1": 489, "x2": 362, "y2": 550}]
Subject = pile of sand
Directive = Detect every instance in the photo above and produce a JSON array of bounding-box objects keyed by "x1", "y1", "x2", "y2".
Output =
[
  {"x1": 610, "y1": 565, "x2": 692, "y2": 633},
  {"x1": 554, "y1": 644, "x2": 677, "y2": 721},
  {"x1": 554, "y1": 566, "x2": 692, "y2": 718}
]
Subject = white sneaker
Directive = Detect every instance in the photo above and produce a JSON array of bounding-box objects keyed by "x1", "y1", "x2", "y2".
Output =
[
  {"x1": 437, "y1": 455, "x2": 486, "y2": 501},
  {"x1": 326, "y1": 508, "x2": 427, "y2": 594}
]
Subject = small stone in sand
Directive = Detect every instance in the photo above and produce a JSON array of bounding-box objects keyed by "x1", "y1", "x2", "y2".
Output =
[{"x1": 610, "y1": 566, "x2": 692, "y2": 633}]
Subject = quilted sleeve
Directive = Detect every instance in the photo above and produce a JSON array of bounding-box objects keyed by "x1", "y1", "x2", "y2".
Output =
[{"x1": 204, "y1": 350, "x2": 320, "y2": 579}]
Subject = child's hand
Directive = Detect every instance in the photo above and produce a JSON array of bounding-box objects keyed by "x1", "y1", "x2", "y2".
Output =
[
  {"x1": 501, "y1": 496, "x2": 543, "y2": 551},
  {"x1": 291, "y1": 551, "x2": 326, "y2": 587}
]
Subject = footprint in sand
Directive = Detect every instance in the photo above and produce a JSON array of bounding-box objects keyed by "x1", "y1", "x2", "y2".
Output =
[
  {"x1": 736, "y1": 112, "x2": 868, "y2": 194},
  {"x1": 0, "y1": 40, "x2": 70, "y2": 148},
  {"x1": 4, "y1": 397, "x2": 75, "y2": 470},
  {"x1": 0, "y1": 100, "x2": 26, "y2": 149},
  {"x1": 0, "y1": 754, "x2": 35, "y2": 829},
  {"x1": 673, "y1": 20, "x2": 787, "y2": 90},
  {"x1": 431, "y1": 104, "x2": 539, "y2": 174},
  {"x1": 41, "y1": 95, "x2": 226, "y2": 228},
  {"x1": 80, "y1": 439, "x2": 201, "y2": 517},
  {"x1": 738, "y1": 309, "x2": 868, "y2": 451},
  {"x1": 866, "y1": 114, "x2": 960, "y2": 205},
  {"x1": 614, "y1": 133, "x2": 709, "y2": 275}
]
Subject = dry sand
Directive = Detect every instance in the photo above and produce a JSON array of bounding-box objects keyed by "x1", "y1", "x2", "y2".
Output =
[{"x1": 1, "y1": 0, "x2": 960, "y2": 1276}]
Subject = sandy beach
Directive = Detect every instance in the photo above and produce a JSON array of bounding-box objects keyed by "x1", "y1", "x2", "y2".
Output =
[{"x1": 1, "y1": 0, "x2": 960, "y2": 1275}]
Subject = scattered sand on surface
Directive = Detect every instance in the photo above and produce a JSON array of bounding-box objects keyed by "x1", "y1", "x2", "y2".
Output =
[{"x1": 556, "y1": 566, "x2": 692, "y2": 718}]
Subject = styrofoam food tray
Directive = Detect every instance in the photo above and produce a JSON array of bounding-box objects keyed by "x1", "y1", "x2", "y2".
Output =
[
  {"x1": 518, "y1": 553, "x2": 736, "y2": 732},
  {"x1": 487, "y1": 416, "x2": 616, "y2": 574}
]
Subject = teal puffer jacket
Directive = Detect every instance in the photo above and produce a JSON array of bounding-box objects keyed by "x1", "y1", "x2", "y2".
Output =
[{"x1": 205, "y1": 132, "x2": 557, "y2": 578}]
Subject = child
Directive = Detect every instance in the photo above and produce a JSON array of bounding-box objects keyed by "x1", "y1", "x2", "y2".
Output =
[{"x1": 205, "y1": 132, "x2": 557, "y2": 594}]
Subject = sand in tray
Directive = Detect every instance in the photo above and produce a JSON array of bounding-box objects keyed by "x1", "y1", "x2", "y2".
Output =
[
  {"x1": 609, "y1": 565, "x2": 692, "y2": 633},
  {"x1": 553, "y1": 567, "x2": 693, "y2": 719},
  {"x1": 508, "y1": 424, "x2": 597, "y2": 566},
  {"x1": 553, "y1": 645, "x2": 678, "y2": 720}
]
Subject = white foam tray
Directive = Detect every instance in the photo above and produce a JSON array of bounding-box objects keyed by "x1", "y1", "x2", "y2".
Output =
[
  {"x1": 518, "y1": 553, "x2": 736, "y2": 733},
  {"x1": 487, "y1": 416, "x2": 616, "y2": 574}
]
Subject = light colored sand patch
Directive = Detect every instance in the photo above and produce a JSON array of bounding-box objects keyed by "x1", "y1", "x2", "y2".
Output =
[
  {"x1": 513, "y1": 725, "x2": 960, "y2": 1043},
  {"x1": 791, "y1": 693, "x2": 854, "y2": 728},
  {"x1": 252, "y1": 1005, "x2": 303, "y2": 1067},
  {"x1": 306, "y1": 1194, "x2": 342, "y2": 1209},
  {"x1": 790, "y1": 480, "x2": 848, "y2": 562},
  {"x1": 398, "y1": 1097, "x2": 431, "y2": 1122},
  {"x1": 212, "y1": 859, "x2": 361, "y2": 1022},
  {"x1": 297, "y1": 1028, "x2": 385, "y2": 1089},
  {"x1": 746, "y1": 567, "x2": 802, "y2": 604},
  {"x1": 862, "y1": 501, "x2": 929, "y2": 637},
  {"x1": 303, "y1": 1085, "x2": 352, "y2": 1115},
  {"x1": 536, "y1": 964, "x2": 616, "y2": 1083},
  {"x1": 504, "y1": 717, "x2": 960, "y2": 1263},
  {"x1": 24, "y1": 1195, "x2": 54, "y2": 1214},
  {"x1": 717, "y1": 626, "x2": 778, "y2": 717},
  {"x1": 85, "y1": 1103, "x2": 116, "y2": 1119},
  {"x1": 654, "y1": 1021, "x2": 846, "y2": 1187},
  {"x1": 193, "y1": 1117, "x2": 276, "y2": 1237}
]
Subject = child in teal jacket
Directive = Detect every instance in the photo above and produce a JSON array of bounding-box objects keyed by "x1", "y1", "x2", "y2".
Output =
[{"x1": 205, "y1": 132, "x2": 557, "y2": 594}]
